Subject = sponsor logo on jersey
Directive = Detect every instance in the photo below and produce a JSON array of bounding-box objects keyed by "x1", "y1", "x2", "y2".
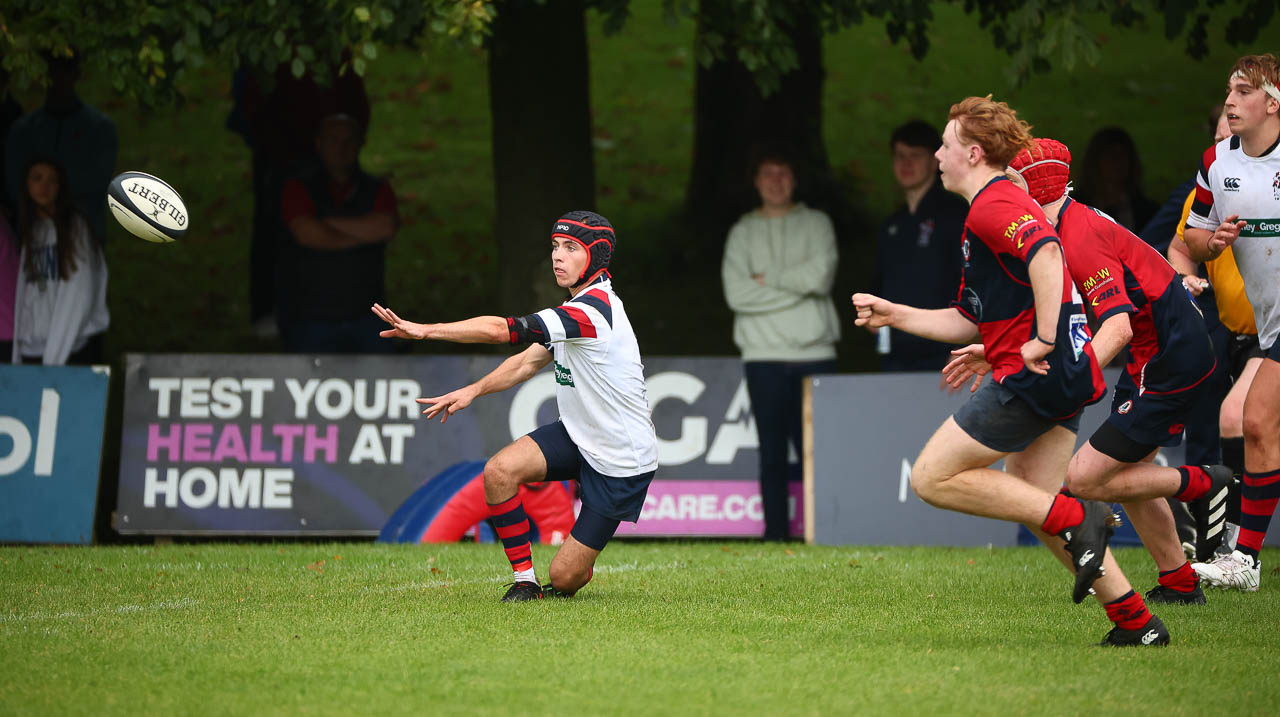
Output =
[
  {"x1": 1236, "y1": 219, "x2": 1280, "y2": 237},
  {"x1": 1224, "y1": 176, "x2": 1242, "y2": 191},
  {"x1": 961, "y1": 237, "x2": 971, "y2": 261},
  {"x1": 1069, "y1": 313, "x2": 1089, "y2": 359},
  {"x1": 1004, "y1": 214, "x2": 1035, "y2": 242},
  {"x1": 554, "y1": 361, "x2": 575, "y2": 387},
  {"x1": 1015, "y1": 224, "x2": 1043, "y2": 249},
  {"x1": 1274, "y1": 172, "x2": 1280, "y2": 200},
  {"x1": 1090, "y1": 285, "x2": 1120, "y2": 307},
  {"x1": 1117, "y1": 400, "x2": 1132, "y2": 414},
  {"x1": 1080, "y1": 267, "x2": 1113, "y2": 293},
  {"x1": 961, "y1": 287, "x2": 982, "y2": 321}
]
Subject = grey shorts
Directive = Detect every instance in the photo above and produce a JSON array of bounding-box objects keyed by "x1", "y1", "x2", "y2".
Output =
[{"x1": 953, "y1": 380, "x2": 1081, "y2": 453}]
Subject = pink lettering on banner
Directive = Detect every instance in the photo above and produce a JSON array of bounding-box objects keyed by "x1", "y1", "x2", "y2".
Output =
[
  {"x1": 147, "y1": 423, "x2": 180, "y2": 461},
  {"x1": 304, "y1": 425, "x2": 338, "y2": 463},
  {"x1": 250, "y1": 425, "x2": 278, "y2": 462},
  {"x1": 614, "y1": 480, "x2": 804, "y2": 538},
  {"x1": 273, "y1": 424, "x2": 303, "y2": 462},
  {"x1": 182, "y1": 424, "x2": 214, "y2": 462},
  {"x1": 212, "y1": 424, "x2": 248, "y2": 463}
]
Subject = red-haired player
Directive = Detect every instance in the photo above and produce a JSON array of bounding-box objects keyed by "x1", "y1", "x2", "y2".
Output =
[
  {"x1": 854, "y1": 96, "x2": 1167, "y2": 646},
  {"x1": 946, "y1": 137, "x2": 1236, "y2": 608}
]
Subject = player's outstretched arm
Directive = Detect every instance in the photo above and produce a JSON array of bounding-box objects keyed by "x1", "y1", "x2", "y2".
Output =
[
  {"x1": 372, "y1": 303, "x2": 508, "y2": 343},
  {"x1": 417, "y1": 344, "x2": 552, "y2": 423},
  {"x1": 852, "y1": 292, "x2": 980, "y2": 344}
]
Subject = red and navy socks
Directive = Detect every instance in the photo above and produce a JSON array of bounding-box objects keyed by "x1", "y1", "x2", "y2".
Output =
[
  {"x1": 488, "y1": 493, "x2": 537, "y2": 583},
  {"x1": 1157, "y1": 562, "x2": 1199, "y2": 594},
  {"x1": 1104, "y1": 590, "x2": 1153, "y2": 631},
  {"x1": 1237, "y1": 468, "x2": 1280, "y2": 561}
]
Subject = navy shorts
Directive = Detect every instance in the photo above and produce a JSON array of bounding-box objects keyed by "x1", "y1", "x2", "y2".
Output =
[
  {"x1": 527, "y1": 421, "x2": 655, "y2": 549},
  {"x1": 953, "y1": 380, "x2": 1081, "y2": 453},
  {"x1": 1267, "y1": 338, "x2": 1280, "y2": 364},
  {"x1": 1095, "y1": 370, "x2": 1206, "y2": 456},
  {"x1": 1227, "y1": 332, "x2": 1265, "y2": 379}
]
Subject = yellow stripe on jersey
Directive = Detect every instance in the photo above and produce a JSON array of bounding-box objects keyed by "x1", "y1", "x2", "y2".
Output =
[{"x1": 1178, "y1": 188, "x2": 1257, "y2": 335}]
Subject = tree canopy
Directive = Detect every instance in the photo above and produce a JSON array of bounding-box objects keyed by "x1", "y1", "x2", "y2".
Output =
[{"x1": 3, "y1": 0, "x2": 1273, "y2": 102}]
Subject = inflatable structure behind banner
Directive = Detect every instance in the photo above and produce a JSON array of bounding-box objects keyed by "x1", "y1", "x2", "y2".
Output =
[{"x1": 378, "y1": 460, "x2": 576, "y2": 544}]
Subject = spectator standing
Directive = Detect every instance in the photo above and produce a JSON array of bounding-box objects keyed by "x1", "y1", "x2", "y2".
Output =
[
  {"x1": 11, "y1": 157, "x2": 108, "y2": 365},
  {"x1": 277, "y1": 114, "x2": 397, "y2": 353},
  {"x1": 872, "y1": 120, "x2": 968, "y2": 371},
  {"x1": 4, "y1": 51, "x2": 116, "y2": 245},
  {"x1": 1073, "y1": 127, "x2": 1159, "y2": 232},
  {"x1": 722, "y1": 153, "x2": 840, "y2": 541},
  {"x1": 228, "y1": 62, "x2": 370, "y2": 337}
]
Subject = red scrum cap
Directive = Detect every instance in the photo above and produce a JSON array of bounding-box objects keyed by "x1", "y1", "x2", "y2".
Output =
[{"x1": 1008, "y1": 138, "x2": 1072, "y2": 207}]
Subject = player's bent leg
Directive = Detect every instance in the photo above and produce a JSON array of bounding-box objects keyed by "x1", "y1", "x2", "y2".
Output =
[
  {"x1": 1004, "y1": 425, "x2": 1075, "y2": 494},
  {"x1": 1219, "y1": 357, "x2": 1262, "y2": 437},
  {"x1": 483, "y1": 436, "x2": 550, "y2": 503},
  {"x1": 911, "y1": 417, "x2": 1036, "y2": 522},
  {"x1": 1122, "y1": 498, "x2": 1207, "y2": 605},
  {"x1": 1203, "y1": 355, "x2": 1280, "y2": 590},
  {"x1": 483, "y1": 436, "x2": 553, "y2": 602},
  {"x1": 546, "y1": 505, "x2": 620, "y2": 596}
]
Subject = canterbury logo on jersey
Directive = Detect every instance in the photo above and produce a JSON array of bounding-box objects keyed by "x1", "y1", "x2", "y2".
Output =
[
  {"x1": 1224, "y1": 177, "x2": 1241, "y2": 191},
  {"x1": 554, "y1": 361, "x2": 575, "y2": 387},
  {"x1": 1236, "y1": 219, "x2": 1280, "y2": 237}
]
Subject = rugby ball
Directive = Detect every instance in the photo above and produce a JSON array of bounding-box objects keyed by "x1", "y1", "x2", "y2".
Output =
[{"x1": 106, "y1": 171, "x2": 189, "y2": 243}]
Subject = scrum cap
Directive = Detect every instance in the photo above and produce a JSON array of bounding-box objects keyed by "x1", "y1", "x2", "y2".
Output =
[
  {"x1": 1008, "y1": 138, "x2": 1072, "y2": 207},
  {"x1": 552, "y1": 210, "x2": 615, "y2": 287}
]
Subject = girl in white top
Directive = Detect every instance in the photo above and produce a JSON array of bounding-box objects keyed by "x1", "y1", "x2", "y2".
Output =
[{"x1": 12, "y1": 157, "x2": 109, "y2": 365}]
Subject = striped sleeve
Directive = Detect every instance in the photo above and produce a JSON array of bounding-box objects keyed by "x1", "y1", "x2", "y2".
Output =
[
  {"x1": 1186, "y1": 143, "x2": 1219, "y2": 231},
  {"x1": 535, "y1": 301, "x2": 610, "y2": 342}
]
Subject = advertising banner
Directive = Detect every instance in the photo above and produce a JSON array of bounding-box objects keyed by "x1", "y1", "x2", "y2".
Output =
[
  {"x1": 806, "y1": 369, "x2": 1193, "y2": 546},
  {"x1": 0, "y1": 365, "x2": 110, "y2": 543},
  {"x1": 115, "y1": 354, "x2": 784, "y2": 536}
]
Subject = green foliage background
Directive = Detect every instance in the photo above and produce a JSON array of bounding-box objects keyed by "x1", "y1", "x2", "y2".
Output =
[{"x1": 2, "y1": 3, "x2": 1275, "y2": 360}]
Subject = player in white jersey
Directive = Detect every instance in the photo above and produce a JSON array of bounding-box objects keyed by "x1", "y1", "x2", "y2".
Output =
[
  {"x1": 1184, "y1": 54, "x2": 1280, "y2": 590},
  {"x1": 372, "y1": 210, "x2": 658, "y2": 602}
]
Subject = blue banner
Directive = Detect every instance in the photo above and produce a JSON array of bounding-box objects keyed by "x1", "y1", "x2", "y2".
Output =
[{"x1": 0, "y1": 365, "x2": 110, "y2": 543}]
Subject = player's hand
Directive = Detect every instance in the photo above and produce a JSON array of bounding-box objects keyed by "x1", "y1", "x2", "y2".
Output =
[
  {"x1": 941, "y1": 343, "x2": 991, "y2": 394},
  {"x1": 417, "y1": 386, "x2": 478, "y2": 423},
  {"x1": 1207, "y1": 215, "x2": 1246, "y2": 254},
  {"x1": 1181, "y1": 274, "x2": 1209, "y2": 296},
  {"x1": 372, "y1": 303, "x2": 428, "y2": 340},
  {"x1": 1020, "y1": 338, "x2": 1053, "y2": 376},
  {"x1": 852, "y1": 293, "x2": 895, "y2": 331}
]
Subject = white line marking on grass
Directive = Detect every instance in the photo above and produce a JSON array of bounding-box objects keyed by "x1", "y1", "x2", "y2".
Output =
[{"x1": 1, "y1": 598, "x2": 200, "y2": 624}]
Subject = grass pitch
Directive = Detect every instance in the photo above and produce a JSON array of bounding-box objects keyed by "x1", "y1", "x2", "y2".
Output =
[{"x1": 2, "y1": 542, "x2": 1277, "y2": 715}]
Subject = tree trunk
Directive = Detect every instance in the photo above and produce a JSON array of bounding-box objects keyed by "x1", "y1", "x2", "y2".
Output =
[{"x1": 489, "y1": 0, "x2": 596, "y2": 314}]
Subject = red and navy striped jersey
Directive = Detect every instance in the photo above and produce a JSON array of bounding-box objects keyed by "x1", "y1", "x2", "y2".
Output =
[
  {"x1": 1057, "y1": 198, "x2": 1216, "y2": 395},
  {"x1": 951, "y1": 177, "x2": 1105, "y2": 419}
]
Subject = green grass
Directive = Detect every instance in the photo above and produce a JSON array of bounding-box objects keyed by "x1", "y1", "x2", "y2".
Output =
[{"x1": 3, "y1": 542, "x2": 1278, "y2": 715}]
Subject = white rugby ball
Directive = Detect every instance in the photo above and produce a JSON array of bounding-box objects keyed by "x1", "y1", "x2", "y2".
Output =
[{"x1": 106, "y1": 171, "x2": 189, "y2": 243}]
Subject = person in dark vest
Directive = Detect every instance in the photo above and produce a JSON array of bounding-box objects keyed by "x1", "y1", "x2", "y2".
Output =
[{"x1": 278, "y1": 113, "x2": 398, "y2": 353}]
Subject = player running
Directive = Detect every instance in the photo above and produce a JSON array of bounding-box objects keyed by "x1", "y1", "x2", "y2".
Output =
[
  {"x1": 373, "y1": 210, "x2": 658, "y2": 601},
  {"x1": 1185, "y1": 54, "x2": 1280, "y2": 591},
  {"x1": 854, "y1": 96, "x2": 1169, "y2": 646},
  {"x1": 945, "y1": 137, "x2": 1236, "y2": 606}
]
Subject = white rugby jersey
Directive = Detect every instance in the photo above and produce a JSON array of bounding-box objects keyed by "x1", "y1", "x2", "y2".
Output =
[
  {"x1": 531, "y1": 278, "x2": 659, "y2": 477},
  {"x1": 1187, "y1": 134, "x2": 1280, "y2": 349}
]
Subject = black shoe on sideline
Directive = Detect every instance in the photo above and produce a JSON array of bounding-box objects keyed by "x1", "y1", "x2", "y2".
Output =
[
  {"x1": 1061, "y1": 500, "x2": 1116, "y2": 604},
  {"x1": 1144, "y1": 583, "x2": 1207, "y2": 606},
  {"x1": 1099, "y1": 614, "x2": 1170, "y2": 647},
  {"x1": 501, "y1": 581, "x2": 544, "y2": 602},
  {"x1": 1189, "y1": 465, "x2": 1236, "y2": 562}
]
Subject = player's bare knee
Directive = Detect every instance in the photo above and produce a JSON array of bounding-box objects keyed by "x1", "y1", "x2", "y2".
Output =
[
  {"x1": 1241, "y1": 407, "x2": 1278, "y2": 450},
  {"x1": 548, "y1": 560, "x2": 590, "y2": 594},
  {"x1": 909, "y1": 458, "x2": 946, "y2": 504},
  {"x1": 1063, "y1": 471, "x2": 1103, "y2": 500},
  {"x1": 1219, "y1": 398, "x2": 1245, "y2": 436},
  {"x1": 483, "y1": 456, "x2": 519, "y2": 496}
]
